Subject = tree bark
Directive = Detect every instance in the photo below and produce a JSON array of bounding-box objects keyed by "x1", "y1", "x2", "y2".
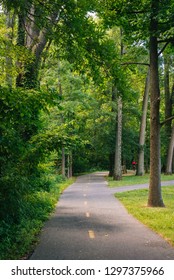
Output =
[
  {"x1": 148, "y1": 0, "x2": 164, "y2": 207},
  {"x1": 163, "y1": 55, "x2": 172, "y2": 172},
  {"x1": 164, "y1": 56, "x2": 172, "y2": 130},
  {"x1": 5, "y1": 11, "x2": 15, "y2": 87},
  {"x1": 165, "y1": 125, "x2": 174, "y2": 174},
  {"x1": 67, "y1": 151, "x2": 73, "y2": 178},
  {"x1": 16, "y1": 12, "x2": 26, "y2": 87},
  {"x1": 108, "y1": 84, "x2": 117, "y2": 177},
  {"x1": 62, "y1": 148, "x2": 66, "y2": 177},
  {"x1": 113, "y1": 96, "x2": 122, "y2": 180},
  {"x1": 23, "y1": 5, "x2": 48, "y2": 88},
  {"x1": 113, "y1": 29, "x2": 123, "y2": 181},
  {"x1": 16, "y1": 4, "x2": 57, "y2": 89},
  {"x1": 137, "y1": 68, "x2": 150, "y2": 175}
]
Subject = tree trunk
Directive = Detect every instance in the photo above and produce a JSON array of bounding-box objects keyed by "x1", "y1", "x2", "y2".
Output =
[
  {"x1": 164, "y1": 56, "x2": 172, "y2": 131},
  {"x1": 24, "y1": 7, "x2": 48, "y2": 89},
  {"x1": 67, "y1": 151, "x2": 73, "y2": 178},
  {"x1": 5, "y1": 11, "x2": 15, "y2": 87},
  {"x1": 113, "y1": 96, "x2": 122, "y2": 180},
  {"x1": 16, "y1": 12, "x2": 26, "y2": 87},
  {"x1": 113, "y1": 30, "x2": 123, "y2": 181},
  {"x1": 16, "y1": 4, "x2": 56, "y2": 89},
  {"x1": 163, "y1": 55, "x2": 173, "y2": 172},
  {"x1": 67, "y1": 152, "x2": 72, "y2": 178},
  {"x1": 62, "y1": 148, "x2": 66, "y2": 177},
  {"x1": 137, "y1": 68, "x2": 150, "y2": 175},
  {"x1": 108, "y1": 84, "x2": 117, "y2": 177},
  {"x1": 148, "y1": 0, "x2": 164, "y2": 207},
  {"x1": 165, "y1": 125, "x2": 174, "y2": 174}
]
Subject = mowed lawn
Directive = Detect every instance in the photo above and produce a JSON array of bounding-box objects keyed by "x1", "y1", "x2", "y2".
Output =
[
  {"x1": 108, "y1": 173, "x2": 174, "y2": 246},
  {"x1": 115, "y1": 187, "x2": 174, "y2": 246},
  {"x1": 108, "y1": 172, "x2": 174, "y2": 187}
]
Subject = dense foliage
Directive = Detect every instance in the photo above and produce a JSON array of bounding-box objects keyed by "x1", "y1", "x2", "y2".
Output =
[{"x1": 0, "y1": 0, "x2": 173, "y2": 258}]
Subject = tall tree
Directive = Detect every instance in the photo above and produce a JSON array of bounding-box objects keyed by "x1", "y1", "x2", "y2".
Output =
[
  {"x1": 137, "y1": 68, "x2": 150, "y2": 175},
  {"x1": 100, "y1": 0, "x2": 174, "y2": 206},
  {"x1": 2, "y1": 0, "x2": 101, "y2": 88},
  {"x1": 113, "y1": 95, "x2": 122, "y2": 180},
  {"x1": 163, "y1": 54, "x2": 174, "y2": 173},
  {"x1": 148, "y1": 0, "x2": 164, "y2": 206},
  {"x1": 113, "y1": 29, "x2": 124, "y2": 180},
  {"x1": 166, "y1": 124, "x2": 174, "y2": 174}
]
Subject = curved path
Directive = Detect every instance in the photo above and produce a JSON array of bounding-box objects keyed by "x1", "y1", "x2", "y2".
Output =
[{"x1": 30, "y1": 172, "x2": 174, "y2": 260}]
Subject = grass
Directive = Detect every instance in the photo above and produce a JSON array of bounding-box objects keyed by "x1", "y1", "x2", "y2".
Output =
[
  {"x1": 108, "y1": 172, "x2": 174, "y2": 187},
  {"x1": 115, "y1": 186, "x2": 174, "y2": 247},
  {"x1": 0, "y1": 175, "x2": 76, "y2": 260}
]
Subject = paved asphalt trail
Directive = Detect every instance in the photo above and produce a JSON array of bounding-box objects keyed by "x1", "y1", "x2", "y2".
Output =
[{"x1": 30, "y1": 172, "x2": 174, "y2": 260}]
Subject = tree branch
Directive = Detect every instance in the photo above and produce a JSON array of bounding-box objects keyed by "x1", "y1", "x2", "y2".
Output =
[
  {"x1": 158, "y1": 38, "x2": 174, "y2": 43},
  {"x1": 121, "y1": 62, "x2": 150, "y2": 67},
  {"x1": 160, "y1": 116, "x2": 174, "y2": 127},
  {"x1": 158, "y1": 42, "x2": 170, "y2": 56}
]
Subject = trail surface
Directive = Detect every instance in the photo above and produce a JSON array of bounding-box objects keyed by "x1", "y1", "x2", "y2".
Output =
[{"x1": 30, "y1": 172, "x2": 174, "y2": 260}]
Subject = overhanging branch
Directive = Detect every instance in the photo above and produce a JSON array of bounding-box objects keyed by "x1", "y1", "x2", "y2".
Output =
[
  {"x1": 121, "y1": 62, "x2": 150, "y2": 67},
  {"x1": 158, "y1": 42, "x2": 170, "y2": 56},
  {"x1": 160, "y1": 116, "x2": 174, "y2": 127}
]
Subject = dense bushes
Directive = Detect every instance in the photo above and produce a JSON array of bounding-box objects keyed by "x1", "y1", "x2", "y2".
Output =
[
  {"x1": 0, "y1": 173, "x2": 74, "y2": 259},
  {"x1": 0, "y1": 86, "x2": 76, "y2": 259},
  {"x1": 0, "y1": 86, "x2": 59, "y2": 223}
]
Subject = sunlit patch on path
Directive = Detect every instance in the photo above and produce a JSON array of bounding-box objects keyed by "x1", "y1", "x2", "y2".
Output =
[{"x1": 88, "y1": 230, "x2": 95, "y2": 239}]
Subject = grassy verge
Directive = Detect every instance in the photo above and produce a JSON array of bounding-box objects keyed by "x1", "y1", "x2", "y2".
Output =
[
  {"x1": 0, "y1": 175, "x2": 75, "y2": 260},
  {"x1": 115, "y1": 186, "x2": 174, "y2": 246},
  {"x1": 108, "y1": 173, "x2": 174, "y2": 187}
]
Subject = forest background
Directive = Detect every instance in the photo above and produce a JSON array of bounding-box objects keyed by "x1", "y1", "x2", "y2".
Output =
[{"x1": 0, "y1": 0, "x2": 174, "y2": 259}]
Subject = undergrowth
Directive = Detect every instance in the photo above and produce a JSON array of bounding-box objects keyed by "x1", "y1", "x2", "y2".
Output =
[{"x1": 0, "y1": 174, "x2": 75, "y2": 260}]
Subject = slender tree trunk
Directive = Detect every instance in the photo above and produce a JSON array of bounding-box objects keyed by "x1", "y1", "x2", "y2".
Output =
[
  {"x1": 67, "y1": 152, "x2": 73, "y2": 178},
  {"x1": 67, "y1": 151, "x2": 73, "y2": 178},
  {"x1": 67, "y1": 154, "x2": 70, "y2": 178},
  {"x1": 113, "y1": 96, "x2": 122, "y2": 180},
  {"x1": 5, "y1": 11, "x2": 15, "y2": 87},
  {"x1": 113, "y1": 29, "x2": 123, "y2": 180},
  {"x1": 137, "y1": 68, "x2": 150, "y2": 175},
  {"x1": 62, "y1": 148, "x2": 66, "y2": 177},
  {"x1": 16, "y1": 12, "x2": 26, "y2": 87},
  {"x1": 164, "y1": 56, "x2": 172, "y2": 131},
  {"x1": 163, "y1": 56, "x2": 173, "y2": 172},
  {"x1": 148, "y1": 0, "x2": 164, "y2": 207},
  {"x1": 109, "y1": 84, "x2": 117, "y2": 177},
  {"x1": 165, "y1": 125, "x2": 174, "y2": 174}
]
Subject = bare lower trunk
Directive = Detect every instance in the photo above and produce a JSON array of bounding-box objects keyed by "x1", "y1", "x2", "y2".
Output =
[
  {"x1": 164, "y1": 56, "x2": 173, "y2": 171},
  {"x1": 62, "y1": 148, "x2": 66, "y2": 177},
  {"x1": 113, "y1": 96, "x2": 122, "y2": 180},
  {"x1": 148, "y1": 0, "x2": 164, "y2": 207},
  {"x1": 165, "y1": 125, "x2": 174, "y2": 174},
  {"x1": 69, "y1": 152, "x2": 73, "y2": 178},
  {"x1": 164, "y1": 56, "x2": 172, "y2": 132},
  {"x1": 137, "y1": 68, "x2": 150, "y2": 175},
  {"x1": 67, "y1": 152, "x2": 73, "y2": 178}
]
